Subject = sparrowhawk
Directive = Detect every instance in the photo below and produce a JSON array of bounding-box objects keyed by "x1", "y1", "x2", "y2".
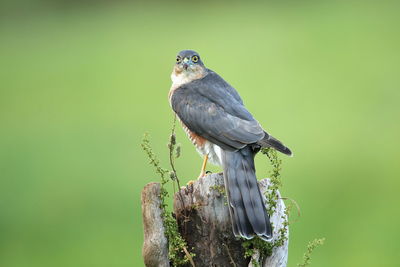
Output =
[{"x1": 169, "y1": 50, "x2": 292, "y2": 241}]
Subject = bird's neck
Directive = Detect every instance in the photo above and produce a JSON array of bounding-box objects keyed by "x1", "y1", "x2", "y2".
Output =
[{"x1": 170, "y1": 66, "x2": 206, "y2": 89}]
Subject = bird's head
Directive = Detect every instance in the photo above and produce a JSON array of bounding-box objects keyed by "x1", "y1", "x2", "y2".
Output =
[{"x1": 172, "y1": 50, "x2": 207, "y2": 85}]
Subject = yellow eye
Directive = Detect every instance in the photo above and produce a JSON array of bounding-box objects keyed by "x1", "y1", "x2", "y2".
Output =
[
  {"x1": 192, "y1": 55, "x2": 199, "y2": 63},
  {"x1": 176, "y1": 57, "x2": 182, "y2": 63}
]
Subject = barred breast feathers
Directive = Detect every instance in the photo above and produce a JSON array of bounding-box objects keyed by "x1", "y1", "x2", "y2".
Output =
[{"x1": 168, "y1": 65, "x2": 207, "y2": 104}]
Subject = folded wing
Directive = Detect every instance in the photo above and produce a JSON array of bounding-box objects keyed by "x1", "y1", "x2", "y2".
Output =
[{"x1": 171, "y1": 71, "x2": 265, "y2": 151}]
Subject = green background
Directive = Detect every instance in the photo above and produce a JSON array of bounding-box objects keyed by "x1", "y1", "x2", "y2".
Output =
[{"x1": 1, "y1": 0, "x2": 399, "y2": 266}]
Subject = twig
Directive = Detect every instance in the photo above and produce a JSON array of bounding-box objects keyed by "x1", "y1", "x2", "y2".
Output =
[
  {"x1": 168, "y1": 115, "x2": 181, "y2": 188},
  {"x1": 223, "y1": 243, "x2": 237, "y2": 267},
  {"x1": 182, "y1": 246, "x2": 196, "y2": 267},
  {"x1": 280, "y1": 196, "x2": 301, "y2": 223},
  {"x1": 168, "y1": 115, "x2": 189, "y2": 220}
]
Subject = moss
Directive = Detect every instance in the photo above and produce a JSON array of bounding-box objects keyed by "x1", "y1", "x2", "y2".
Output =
[{"x1": 163, "y1": 213, "x2": 196, "y2": 266}]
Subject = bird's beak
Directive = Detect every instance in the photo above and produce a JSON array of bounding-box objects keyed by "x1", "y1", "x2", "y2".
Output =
[{"x1": 183, "y1": 57, "x2": 190, "y2": 70}]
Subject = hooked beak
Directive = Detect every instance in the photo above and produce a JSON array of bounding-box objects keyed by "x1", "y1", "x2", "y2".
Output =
[{"x1": 182, "y1": 57, "x2": 190, "y2": 70}]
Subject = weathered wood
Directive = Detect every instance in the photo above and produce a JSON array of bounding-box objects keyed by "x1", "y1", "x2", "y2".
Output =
[
  {"x1": 173, "y1": 173, "x2": 248, "y2": 266},
  {"x1": 141, "y1": 182, "x2": 169, "y2": 267},
  {"x1": 173, "y1": 173, "x2": 288, "y2": 267},
  {"x1": 141, "y1": 174, "x2": 288, "y2": 267},
  {"x1": 258, "y1": 179, "x2": 289, "y2": 267}
]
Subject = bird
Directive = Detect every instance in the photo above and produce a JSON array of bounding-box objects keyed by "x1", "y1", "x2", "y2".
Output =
[{"x1": 168, "y1": 50, "x2": 292, "y2": 241}]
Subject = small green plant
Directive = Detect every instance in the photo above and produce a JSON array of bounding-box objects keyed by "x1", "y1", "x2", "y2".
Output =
[
  {"x1": 297, "y1": 238, "x2": 325, "y2": 267},
  {"x1": 141, "y1": 120, "x2": 195, "y2": 266},
  {"x1": 241, "y1": 205, "x2": 291, "y2": 266},
  {"x1": 242, "y1": 237, "x2": 274, "y2": 267},
  {"x1": 261, "y1": 147, "x2": 282, "y2": 216},
  {"x1": 242, "y1": 147, "x2": 289, "y2": 265},
  {"x1": 274, "y1": 204, "x2": 291, "y2": 247},
  {"x1": 143, "y1": 120, "x2": 324, "y2": 266}
]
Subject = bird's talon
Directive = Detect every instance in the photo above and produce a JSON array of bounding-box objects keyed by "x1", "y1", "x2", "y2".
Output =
[{"x1": 198, "y1": 170, "x2": 212, "y2": 178}]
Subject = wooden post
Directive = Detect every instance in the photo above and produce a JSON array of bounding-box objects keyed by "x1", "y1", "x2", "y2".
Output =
[
  {"x1": 141, "y1": 183, "x2": 169, "y2": 267},
  {"x1": 141, "y1": 173, "x2": 289, "y2": 267}
]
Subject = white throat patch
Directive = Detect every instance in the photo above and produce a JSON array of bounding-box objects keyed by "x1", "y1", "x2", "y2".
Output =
[{"x1": 170, "y1": 68, "x2": 206, "y2": 90}]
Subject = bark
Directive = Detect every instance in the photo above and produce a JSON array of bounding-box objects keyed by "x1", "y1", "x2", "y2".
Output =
[
  {"x1": 141, "y1": 173, "x2": 289, "y2": 267},
  {"x1": 141, "y1": 183, "x2": 169, "y2": 267}
]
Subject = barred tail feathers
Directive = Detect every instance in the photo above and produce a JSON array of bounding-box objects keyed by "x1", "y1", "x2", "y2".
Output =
[{"x1": 222, "y1": 146, "x2": 272, "y2": 241}]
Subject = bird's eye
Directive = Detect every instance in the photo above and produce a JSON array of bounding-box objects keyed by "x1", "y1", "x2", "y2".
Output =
[
  {"x1": 176, "y1": 57, "x2": 182, "y2": 63},
  {"x1": 192, "y1": 55, "x2": 199, "y2": 63}
]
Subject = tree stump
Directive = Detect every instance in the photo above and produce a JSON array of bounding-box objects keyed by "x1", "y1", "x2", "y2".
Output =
[
  {"x1": 141, "y1": 173, "x2": 288, "y2": 267},
  {"x1": 141, "y1": 183, "x2": 169, "y2": 267}
]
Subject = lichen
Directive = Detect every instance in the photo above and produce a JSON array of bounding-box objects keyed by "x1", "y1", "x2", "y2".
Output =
[
  {"x1": 209, "y1": 184, "x2": 225, "y2": 195},
  {"x1": 210, "y1": 184, "x2": 228, "y2": 205}
]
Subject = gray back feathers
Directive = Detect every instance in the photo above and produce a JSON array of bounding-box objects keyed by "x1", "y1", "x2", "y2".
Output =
[{"x1": 171, "y1": 70, "x2": 265, "y2": 151}]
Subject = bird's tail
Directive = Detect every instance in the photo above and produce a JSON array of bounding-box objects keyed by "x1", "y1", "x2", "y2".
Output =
[
  {"x1": 257, "y1": 132, "x2": 293, "y2": 156},
  {"x1": 222, "y1": 146, "x2": 272, "y2": 241}
]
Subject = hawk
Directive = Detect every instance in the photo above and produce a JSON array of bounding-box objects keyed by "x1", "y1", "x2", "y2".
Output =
[{"x1": 169, "y1": 50, "x2": 292, "y2": 240}]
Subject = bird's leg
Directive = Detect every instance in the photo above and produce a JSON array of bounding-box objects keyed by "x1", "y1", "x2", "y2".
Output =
[
  {"x1": 198, "y1": 154, "x2": 208, "y2": 178},
  {"x1": 186, "y1": 155, "x2": 209, "y2": 186}
]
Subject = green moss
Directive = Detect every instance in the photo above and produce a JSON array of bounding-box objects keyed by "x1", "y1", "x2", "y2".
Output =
[{"x1": 163, "y1": 213, "x2": 196, "y2": 266}]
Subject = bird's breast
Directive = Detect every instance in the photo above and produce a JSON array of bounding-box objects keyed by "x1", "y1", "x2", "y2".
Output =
[
  {"x1": 168, "y1": 68, "x2": 206, "y2": 104},
  {"x1": 181, "y1": 123, "x2": 222, "y2": 166},
  {"x1": 182, "y1": 123, "x2": 206, "y2": 149}
]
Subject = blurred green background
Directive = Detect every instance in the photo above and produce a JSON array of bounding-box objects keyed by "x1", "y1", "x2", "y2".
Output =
[{"x1": 1, "y1": 0, "x2": 399, "y2": 266}]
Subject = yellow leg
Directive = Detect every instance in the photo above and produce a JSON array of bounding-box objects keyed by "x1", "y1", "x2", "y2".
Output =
[
  {"x1": 198, "y1": 154, "x2": 208, "y2": 178},
  {"x1": 186, "y1": 155, "x2": 209, "y2": 186}
]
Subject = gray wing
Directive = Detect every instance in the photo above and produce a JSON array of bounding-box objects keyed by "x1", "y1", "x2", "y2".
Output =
[
  {"x1": 206, "y1": 70, "x2": 244, "y2": 105},
  {"x1": 171, "y1": 71, "x2": 265, "y2": 151}
]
